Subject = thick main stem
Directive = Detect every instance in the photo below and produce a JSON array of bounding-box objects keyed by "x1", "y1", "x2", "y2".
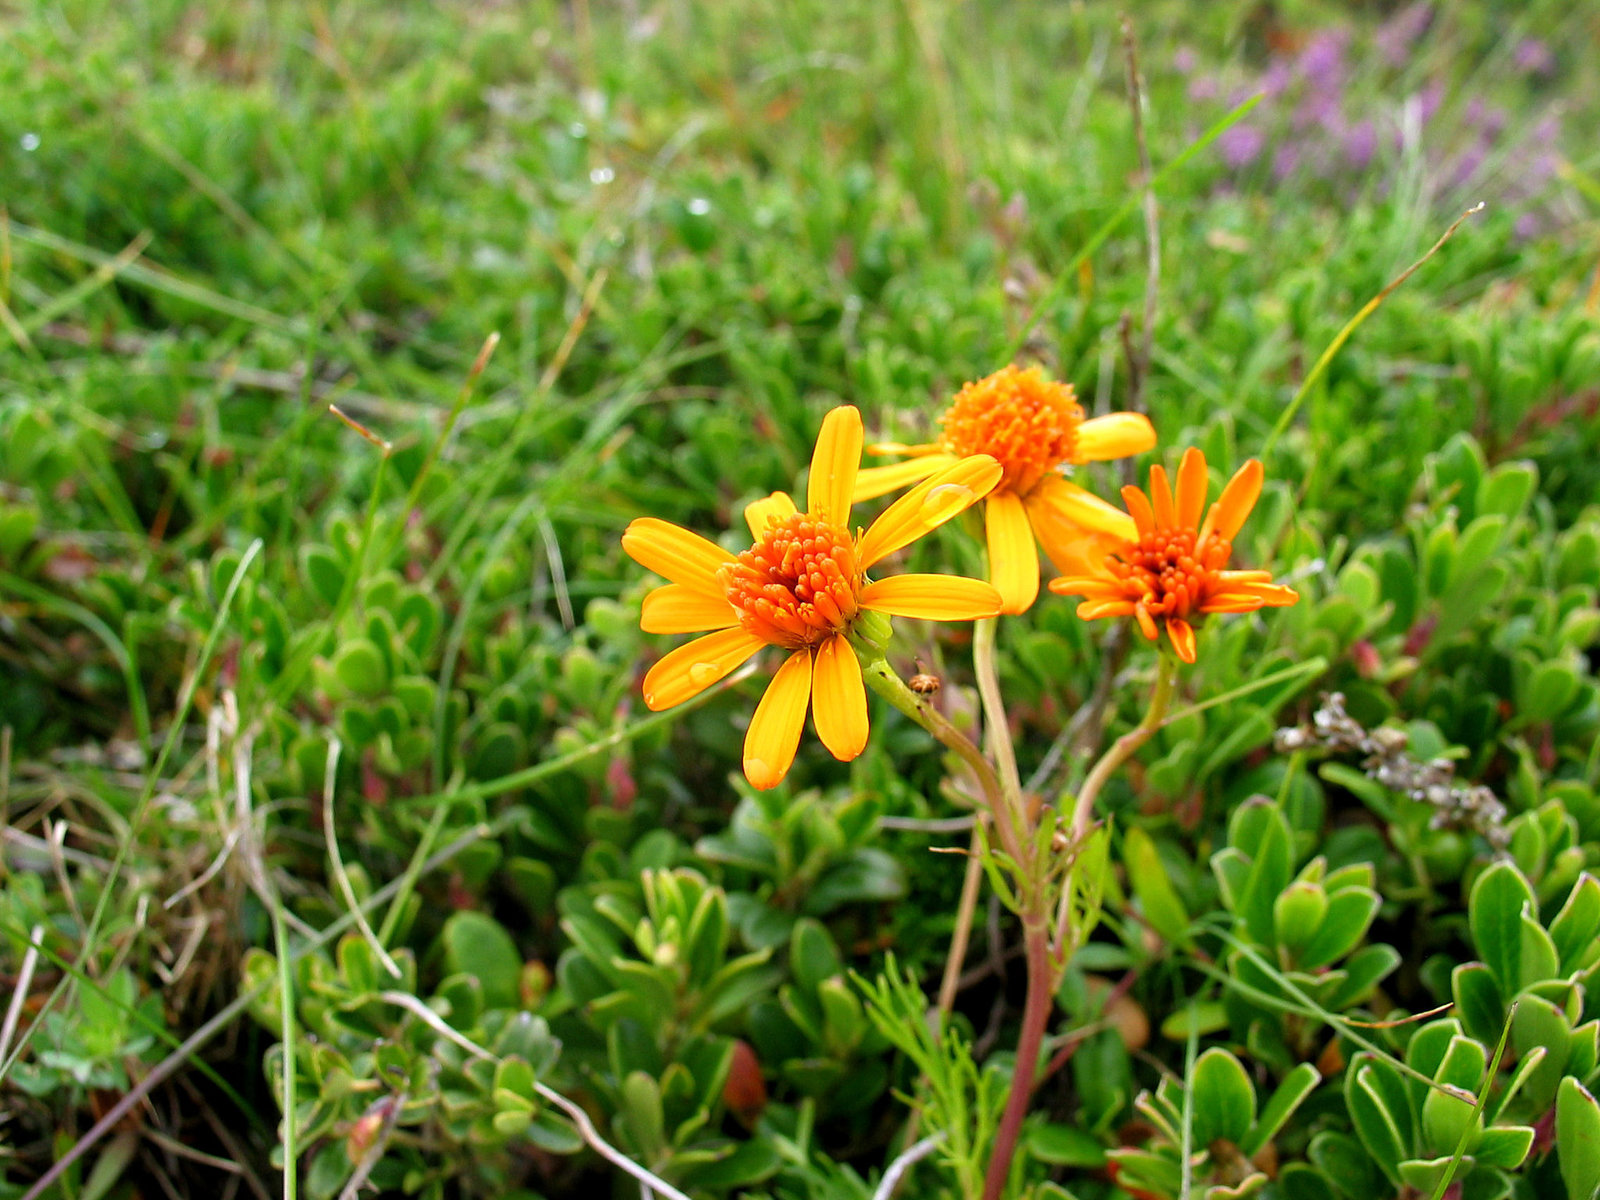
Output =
[{"x1": 980, "y1": 921, "x2": 1053, "y2": 1200}]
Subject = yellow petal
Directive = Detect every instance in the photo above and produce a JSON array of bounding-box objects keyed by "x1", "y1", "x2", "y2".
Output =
[
  {"x1": 1167, "y1": 617, "x2": 1198, "y2": 663},
  {"x1": 1175, "y1": 447, "x2": 1208, "y2": 532},
  {"x1": 1200, "y1": 458, "x2": 1264, "y2": 543},
  {"x1": 1073, "y1": 412, "x2": 1157, "y2": 462},
  {"x1": 985, "y1": 490, "x2": 1039, "y2": 614},
  {"x1": 859, "y1": 574, "x2": 1002, "y2": 620},
  {"x1": 866, "y1": 440, "x2": 946, "y2": 457},
  {"x1": 641, "y1": 628, "x2": 765, "y2": 711},
  {"x1": 806, "y1": 405, "x2": 864, "y2": 526},
  {"x1": 745, "y1": 491, "x2": 798, "y2": 540},
  {"x1": 852, "y1": 455, "x2": 955, "y2": 502},
  {"x1": 1149, "y1": 464, "x2": 1175, "y2": 527},
  {"x1": 641, "y1": 585, "x2": 740, "y2": 634},
  {"x1": 857, "y1": 454, "x2": 1001, "y2": 568},
  {"x1": 623, "y1": 518, "x2": 736, "y2": 598},
  {"x1": 1024, "y1": 476, "x2": 1136, "y2": 574},
  {"x1": 743, "y1": 649, "x2": 812, "y2": 790},
  {"x1": 812, "y1": 635, "x2": 868, "y2": 762},
  {"x1": 1077, "y1": 598, "x2": 1137, "y2": 620}
]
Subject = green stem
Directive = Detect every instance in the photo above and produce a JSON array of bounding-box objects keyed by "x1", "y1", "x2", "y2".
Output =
[
  {"x1": 862, "y1": 658, "x2": 1019, "y2": 863},
  {"x1": 971, "y1": 617, "x2": 1028, "y2": 861},
  {"x1": 1069, "y1": 651, "x2": 1178, "y2": 841}
]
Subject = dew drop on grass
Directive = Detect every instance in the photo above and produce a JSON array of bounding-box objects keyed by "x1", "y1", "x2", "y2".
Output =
[
  {"x1": 589, "y1": 165, "x2": 614, "y2": 184},
  {"x1": 687, "y1": 196, "x2": 711, "y2": 216},
  {"x1": 20, "y1": 132, "x2": 40, "y2": 151}
]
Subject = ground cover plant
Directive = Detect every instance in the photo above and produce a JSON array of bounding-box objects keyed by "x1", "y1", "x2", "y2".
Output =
[{"x1": 2, "y1": 1, "x2": 1600, "y2": 1198}]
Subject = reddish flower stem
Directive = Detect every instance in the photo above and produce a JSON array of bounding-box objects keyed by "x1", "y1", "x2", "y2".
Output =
[{"x1": 981, "y1": 920, "x2": 1053, "y2": 1200}]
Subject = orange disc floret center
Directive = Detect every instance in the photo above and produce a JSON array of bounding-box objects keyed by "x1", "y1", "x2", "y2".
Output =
[
  {"x1": 721, "y1": 513, "x2": 862, "y2": 650},
  {"x1": 1108, "y1": 529, "x2": 1233, "y2": 620},
  {"x1": 938, "y1": 365, "x2": 1083, "y2": 496}
]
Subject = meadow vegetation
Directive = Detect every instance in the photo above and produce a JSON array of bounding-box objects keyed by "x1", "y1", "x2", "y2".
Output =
[{"x1": 2, "y1": 2, "x2": 1599, "y2": 1198}]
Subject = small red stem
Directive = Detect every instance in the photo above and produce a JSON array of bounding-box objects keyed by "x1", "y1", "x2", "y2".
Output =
[{"x1": 980, "y1": 921, "x2": 1053, "y2": 1200}]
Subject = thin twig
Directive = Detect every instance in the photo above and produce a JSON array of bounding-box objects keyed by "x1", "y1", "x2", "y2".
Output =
[
  {"x1": 0, "y1": 924, "x2": 44, "y2": 1065},
  {"x1": 321, "y1": 738, "x2": 402, "y2": 978},
  {"x1": 374, "y1": 991, "x2": 694, "y2": 1200},
  {"x1": 873, "y1": 1132, "x2": 946, "y2": 1200}
]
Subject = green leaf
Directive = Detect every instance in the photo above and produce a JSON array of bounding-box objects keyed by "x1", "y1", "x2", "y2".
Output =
[
  {"x1": 1346, "y1": 1056, "x2": 1412, "y2": 1185},
  {"x1": 1237, "y1": 804, "x2": 1294, "y2": 946},
  {"x1": 1475, "y1": 462, "x2": 1537, "y2": 521},
  {"x1": 1278, "y1": 1163, "x2": 1340, "y2": 1200},
  {"x1": 1159, "y1": 1002, "x2": 1230, "y2": 1041},
  {"x1": 1323, "y1": 943, "x2": 1401, "y2": 1010},
  {"x1": 1472, "y1": 1124, "x2": 1534, "y2": 1169},
  {"x1": 1124, "y1": 826, "x2": 1192, "y2": 943},
  {"x1": 1297, "y1": 887, "x2": 1381, "y2": 970},
  {"x1": 300, "y1": 544, "x2": 345, "y2": 608},
  {"x1": 789, "y1": 919, "x2": 844, "y2": 996},
  {"x1": 1469, "y1": 862, "x2": 1538, "y2": 1000},
  {"x1": 1242, "y1": 1062, "x2": 1320, "y2": 1158},
  {"x1": 1274, "y1": 881, "x2": 1329, "y2": 957},
  {"x1": 1026, "y1": 1123, "x2": 1108, "y2": 1168},
  {"x1": 1190, "y1": 1047, "x2": 1256, "y2": 1149},
  {"x1": 1451, "y1": 963, "x2": 1505, "y2": 1046},
  {"x1": 441, "y1": 911, "x2": 523, "y2": 1011},
  {"x1": 1519, "y1": 909, "x2": 1561, "y2": 990},
  {"x1": 332, "y1": 637, "x2": 389, "y2": 698},
  {"x1": 1550, "y1": 874, "x2": 1600, "y2": 975},
  {"x1": 618, "y1": 1070, "x2": 667, "y2": 1160},
  {"x1": 1511, "y1": 993, "x2": 1572, "y2": 1111},
  {"x1": 1519, "y1": 659, "x2": 1582, "y2": 723},
  {"x1": 1558, "y1": 1076, "x2": 1600, "y2": 1200},
  {"x1": 1421, "y1": 1038, "x2": 1485, "y2": 1152},
  {"x1": 1307, "y1": 1130, "x2": 1383, "y2": 1200}
]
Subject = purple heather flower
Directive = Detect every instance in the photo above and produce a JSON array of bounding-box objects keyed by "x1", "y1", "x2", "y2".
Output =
[
  {"x1": 1343, "y1": 119, "x2": 1377, "y2": 169},
  {"x1": 1376, "y1": 3, "x2": 1434, "y2": 66},
  {"x1": 1219, "y1": 123, "x2": 1266, "y2": 169},
  {"x1": 1174, "y1": 45, "x2": 1197, "y2": 74},
  {"x1": 1272, "y1": 142, "x2": 1302, "y2": 181},
  {"x1": 1418, "y1": 83, "x2": 1444, "y2": 125},
  {"x1": 1513, "y1": 39, "x2": 1554, "y2": 74},
  {"x1": 1189, "y1": 75, "x2": 1220, "y2": 102},
  {"x1": 1298, "y1": 30, "x2": 1349, "y2": 88},
  {"x1": 1514, "y1": 212, "x2": 1541, "y2": 239},
  {"x1": 1261, "y1": 61, "x2": 1294, "y2": 98},
  {"x1": 1449, "y1": 144, "x2": 1487, "y2": 188},
  {"x1": 1295, "y1": 89, "x2": 1345, "y2": 131}
]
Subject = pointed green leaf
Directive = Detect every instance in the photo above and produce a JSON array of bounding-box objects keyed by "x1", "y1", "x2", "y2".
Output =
[
  {"x1": 1297, "y1": 887, "x2": 1381, "y2": 970},
  {"x1": 1550, "y1": 875, "x2": 1600, "y2": 976},
  {"x1": 1125, "y1": 826, "x2": 1192, "y2": 943}
]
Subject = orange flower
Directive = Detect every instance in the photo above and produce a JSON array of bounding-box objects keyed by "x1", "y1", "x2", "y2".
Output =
[
  {"x1": 1048, "y1": 447, "x2": 1299, "y2": 663},
  {"x1": 623, "y1": 406, "x2": 1004, "y2": 790},
  {"x1": 853, "y1": 365, "x2": 1156, "y2": 614}
]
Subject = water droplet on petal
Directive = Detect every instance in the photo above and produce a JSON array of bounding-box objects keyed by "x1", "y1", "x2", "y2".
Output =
[
  {"x1": 643, "y1": 690, "x2": 657, "y2": 706},
  {"x1": 689, "y1": 662, "x2": 721, "y2": 684},
  {"x1": 744, "y1": 756, "x2": 771, "y2": 784},
  {"x1": 922, "y1": 483, "x2": 975, "y2": 520}
]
